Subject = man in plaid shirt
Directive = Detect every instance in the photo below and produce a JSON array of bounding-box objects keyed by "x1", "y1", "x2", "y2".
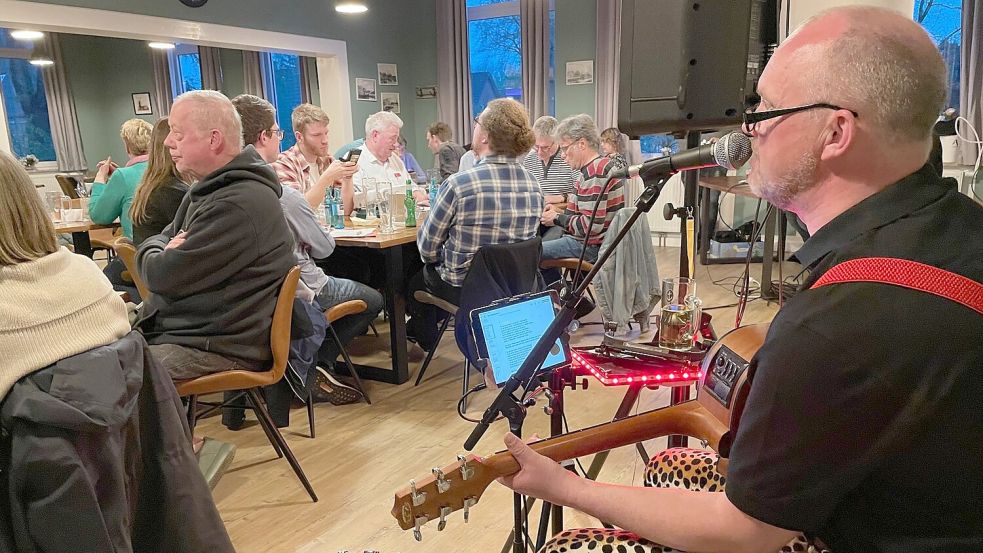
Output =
[
  {"x1": 408, "y1": 99, "x2": 543, "y2": 351},
  {"x1": 540, "y1": 114, "x2": 625, "y2": 265}
]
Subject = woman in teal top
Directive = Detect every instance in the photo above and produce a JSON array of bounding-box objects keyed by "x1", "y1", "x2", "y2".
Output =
[{"x1": 88, "y1": 118, "x2": 153, "y2": 239}]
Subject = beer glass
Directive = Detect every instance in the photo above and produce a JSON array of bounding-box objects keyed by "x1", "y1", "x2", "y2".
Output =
[{"x1": 658, "y1": 277, "x2": 701, "y2": 351}]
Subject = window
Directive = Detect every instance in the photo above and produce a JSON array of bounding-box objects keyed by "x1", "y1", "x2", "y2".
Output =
[
  {"x1": 0, "y1": 29, "x2": 56, "y2": 163},
  {"x1": 639, "y1": 134, "x2": 679, "y2": 159},
  {"x1": 466, "y1": 0, "x2": 555, "y2": 118},
  {"x1": 172, "y1": 44, "x2": 202, "y2": 96},
  {"x1": 915, "y1": 0, "x2": 962, "y2": 110},
  {"x1": 266, "y1": 53, "x2": 303, "y2": 150}
]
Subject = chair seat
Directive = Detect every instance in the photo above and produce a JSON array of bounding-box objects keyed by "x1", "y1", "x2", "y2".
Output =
[
  {"x1": 413, "y1": 290, "x2": 458, "y2": 315},
  {"x1": 540, "y1": 258, "x2": 594, "y2": 272},
  {"x1": 325, "y1": 299, "x2": 368, "y2": 323},
  {"x1": 175, "y1": 368, "x2": 278, "y2": 397}
]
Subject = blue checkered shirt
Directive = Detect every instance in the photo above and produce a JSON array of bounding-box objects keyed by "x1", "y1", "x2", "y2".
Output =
[{"x1": 417, "y1": 155, "x2": 544, "y2": 286}]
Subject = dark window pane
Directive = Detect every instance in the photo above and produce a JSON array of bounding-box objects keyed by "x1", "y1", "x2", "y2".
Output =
[
  {"x1": 270, "y1": 53, "x2": 302, "y2": 151},
  {"x1": 0, "y1": 57, "x2": 56, "y2": 161},
  {"x1": 179, "y1": 53, "x2": 202, "y2": 93},
  {"x1": 468, "y1": 15, "x2": 522, "y2": 117},
  {"x1": 640, "y1": 134, "x2": 679, "y2": 157}
]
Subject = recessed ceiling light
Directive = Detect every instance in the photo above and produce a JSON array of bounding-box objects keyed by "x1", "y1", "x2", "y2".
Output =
[
  {"x1": 148, "y1": 42, "x2": 176, "y2": 50},
  {"x1": 29, "y1": 58, "x2": 54, "y2": 66},
  {"x1": 11, "y1": 30, "x2": 44, "y2": 41},
  {"x1": 335, "y1": 2, "x2": 368, "y2": 14}
]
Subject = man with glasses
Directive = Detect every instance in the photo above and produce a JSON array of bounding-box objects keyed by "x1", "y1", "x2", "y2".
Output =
[
  {"x1": 272, "y1": 103, "x2": 358, "y2": 210},
  {"x1": 522, "y1": 116, "x2": 580, "y2": 227},
  {"x1": 499, "y1": 7, "x2": 983, "y2": 553}
]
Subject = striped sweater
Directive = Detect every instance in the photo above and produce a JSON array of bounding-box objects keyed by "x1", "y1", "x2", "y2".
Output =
[{"x1": 555, "y1": 156, "x2": 625, "y2": 246}]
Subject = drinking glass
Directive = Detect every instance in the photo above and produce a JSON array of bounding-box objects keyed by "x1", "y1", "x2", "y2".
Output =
[
  {"x1": 360, "y1": 177, "x2": 377, "y2": 219},
  {"x1": 658, "y1": 277, "x2": 702, "y2": 351},
  {"x1": 377, "y1": 182, "x2": 395, "y2": 234},
  {"x1": 45, "y1": 191, "x2": 61, "y2": 219}
]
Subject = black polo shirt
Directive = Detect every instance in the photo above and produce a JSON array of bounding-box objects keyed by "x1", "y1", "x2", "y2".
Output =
[{"x1": 726, "y1": 165, "x2": 983, "y2": 553}]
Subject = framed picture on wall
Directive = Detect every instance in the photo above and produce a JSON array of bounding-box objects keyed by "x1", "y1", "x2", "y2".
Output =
[
  {"x1": 415, "y1": 86, "x2": 437, "y2": 99},
  {"x1": 377, "y1": 63, "x2": 398, "y2": 85},
  {"x1": 565, "y1": 60, "x2": 594, "y2": 85},
  {"x1": 356, "y1": 78, "x2": 377, "y2": 101},
  {"x1": 381, "y1": 92, "x2": 400, "y2": 114},
  {"x1": 132, "y1": 92, "x2": 153, "y2": 115}
]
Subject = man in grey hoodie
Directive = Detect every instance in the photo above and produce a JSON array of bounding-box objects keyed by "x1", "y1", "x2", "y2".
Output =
[{"x1": 137, "y1": 90, "x2": 296, "y2": 379}]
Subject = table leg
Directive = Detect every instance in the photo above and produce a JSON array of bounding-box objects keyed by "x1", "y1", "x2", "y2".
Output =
[{"x1": 72, "y1": 231, "x2": 93, "y2": 258}]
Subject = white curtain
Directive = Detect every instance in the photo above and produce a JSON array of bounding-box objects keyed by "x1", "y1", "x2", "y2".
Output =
[
  {"x1": 41, "y1": 34, "x2": 87, "y2": 171},
  {"x1": 521, "y1": 0, "x2": 551, "y2": 120},
  {"x1": 594, "y1": 0, "x2": 622, "y2": 132},
  {"x1": 150, "y1": 49, "x2": 173, "y2": 116},
  {"x1": 242, "y1": 50, "x2": 269, "y2": 99},
  {"x1": 437, "y1": 0, "x2": 474, "y2": 145},
  {"x1": 199, "y1": 46, "x2": 224, "y2": 91},
  {"x1": 960, "y1": 0, "x2": 982, "y2": 166}
]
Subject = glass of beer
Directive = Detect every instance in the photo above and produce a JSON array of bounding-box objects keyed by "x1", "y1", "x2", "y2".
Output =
[{"x1": 658, "y1": 277, "x2": 701, "y2": 351}]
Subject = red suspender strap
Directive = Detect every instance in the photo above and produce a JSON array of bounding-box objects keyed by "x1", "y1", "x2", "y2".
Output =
[{"x1": 811, "y1": 257, "x2": 983, "y2": 316}]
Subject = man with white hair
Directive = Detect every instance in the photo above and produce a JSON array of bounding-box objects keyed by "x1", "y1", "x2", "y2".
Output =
[
  {"x1": 522, "y1": 115, "x2": 579, "y2": 216},
  {"x1": 137, "y1": 90, "x2": 295, "y2": 380},
  {"x1": 348, "y1": 111, "x2": 410, "y2": 213},
  {"x1": 500, "y1": 7, "x2": 982, "y2": 553}
]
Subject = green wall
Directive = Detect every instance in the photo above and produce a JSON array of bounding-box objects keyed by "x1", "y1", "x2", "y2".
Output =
[{"x1": 554, "y1": 0, "x2": 597, "y2": 119}]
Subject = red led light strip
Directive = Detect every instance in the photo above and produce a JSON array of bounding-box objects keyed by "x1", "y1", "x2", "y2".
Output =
[{"x1": 570, "y1": 350, "x2": 703, "y2": 387}]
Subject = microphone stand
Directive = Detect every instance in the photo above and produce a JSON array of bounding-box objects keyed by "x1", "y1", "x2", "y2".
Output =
[{"x1": 464, "y1": 173, "x2": 673, "y2": 553}]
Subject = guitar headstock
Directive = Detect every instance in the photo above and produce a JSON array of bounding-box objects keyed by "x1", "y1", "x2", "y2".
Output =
[{"x1": 391, "y1": 453, "x2": 497, "y2": 541}]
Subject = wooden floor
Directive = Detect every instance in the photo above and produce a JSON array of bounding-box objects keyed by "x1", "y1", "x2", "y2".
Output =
[{"x1": 200, "y1": 246, "x2": 801, "y2": 552}]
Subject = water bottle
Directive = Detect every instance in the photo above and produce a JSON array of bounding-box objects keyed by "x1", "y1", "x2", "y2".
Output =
[
  {"x1": 322, "y1": 192, "x2": 333, "y2": 227},
  {"x1": 330, "y1": 188, "x2": 345, "y2": 229},
  {"x1": 404, "y1": 188, "x2": 416, "y2": 227},
  {"x1": 428, "y1": 175, "x2": 438, "y2": 208}
]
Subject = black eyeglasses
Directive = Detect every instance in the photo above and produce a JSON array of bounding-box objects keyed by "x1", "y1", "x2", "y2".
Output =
[{"x1": 743, "y1": 103, "x2": 859, "y2": 133}]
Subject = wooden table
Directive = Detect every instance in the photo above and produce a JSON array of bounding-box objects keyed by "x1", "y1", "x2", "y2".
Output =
[
  {"x1": 53, "y1": 219, "x2": 119, "y2": 258},
  {"x1": 332, "y1": 222, "x2": 420, "y2": 385}
]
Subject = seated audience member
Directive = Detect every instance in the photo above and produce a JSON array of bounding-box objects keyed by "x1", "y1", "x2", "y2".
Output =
[
  {"x1": 407, "y1": 98, "x2": 543, "y2": 351},
  {"x1": 272, "y1": 103, "x2": 358, "y2": 210},
  {"x1": 540, "y1": 114, "x2": 625, "y2": 265},
  {"x1": 348, "y1": 111, "x2": 411, "y2": 210},
  {"x1": 500, "y1": 7, "x2": 983, "y2": 553},
  {"x1": 457, "y1": 144, "x2": 477, "y2": 173},
  {"x1": 89, "y1": 118, "x2": 153, "y2": 296},
  {"x1": 599, "y1": 127, "x2": 630, "y2": 172},
  {"x1": 136, "y1": 90, "x2": 295, "y2": 380},
  {"x1": 398, "y1": 135, "x2": 427, "y2": 183},
  {"x1": 233, "y1": 94, "x2": 383, "y2": 399},
  {"x1": 522, "y1": 116, "x2": 580, "y2": 215},
  {"x1": 130, "y1": 117, "x2": 189, "y2": 248},
  {"x1": 426, "y1": 121, "x2": 466, "y2": 180},
  {"x1": 0, "y1": 150, "x2": 131, "y2": 402}
]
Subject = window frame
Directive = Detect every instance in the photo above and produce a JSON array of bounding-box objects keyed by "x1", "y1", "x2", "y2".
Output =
[{"x1": 0, "y1": 45, "x2": 58, "y2": 170}]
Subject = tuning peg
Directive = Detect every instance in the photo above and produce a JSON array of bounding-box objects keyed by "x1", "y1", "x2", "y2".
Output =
[
  {"x1": 432, "y1": 468, "x2": 450, "y2": 493},
  {"x1": 438, "y1": 506, "x2": 452, "y2": 531},
  {"x1": 413, "y1": 515, "x2": 428, "y2": 541},
  {"x1": 457, "y1": 454, "x2": 474, "y2": 481},
  {"x1": 463, "y1": 496, "x2": 477, "y2": 523},
  {"x1": 410, "y1": 479, "x2": 427, "y2": 507}
]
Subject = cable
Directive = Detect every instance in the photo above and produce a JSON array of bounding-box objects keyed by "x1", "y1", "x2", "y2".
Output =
[
  {"x1": 954, "y1": 116, "x2": 983, "y2": 201},
  {"x1": 457, "y1": 382, "x2": 503, "y2": 424}
]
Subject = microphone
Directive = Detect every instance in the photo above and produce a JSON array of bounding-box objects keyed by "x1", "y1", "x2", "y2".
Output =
[{"x1": 610, "y1": 132, "x2": 752, "y2": 180}]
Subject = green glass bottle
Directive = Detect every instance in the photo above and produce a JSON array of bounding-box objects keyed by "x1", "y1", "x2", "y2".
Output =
[{"x1": 404, "y1": 186, "x2": 417, "y2": 227}]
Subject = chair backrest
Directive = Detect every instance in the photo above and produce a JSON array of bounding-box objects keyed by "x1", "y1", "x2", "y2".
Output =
[
  {"x1": 112, "y1": 237, "x2": 152, "y2": 301},
  {"x1": 454, "y1": 236, "x2": 544, "y2": 364},
  {"x1": 55, "y1": 174, "x2": 83, "y2": 199},
  {"x1": 269, "y1": 266, "x2": 301, "y2": 381}
]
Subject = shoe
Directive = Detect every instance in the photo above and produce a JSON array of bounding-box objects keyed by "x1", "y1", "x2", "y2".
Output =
[
  {"x1": 311, "y1": 366, "x2": 364, "y2": 405},
  {"x1": 197, "y1": 437, "x2": 236, "y2": 490}
]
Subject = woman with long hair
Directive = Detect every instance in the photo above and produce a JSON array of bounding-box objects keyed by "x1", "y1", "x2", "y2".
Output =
[
  {"x1": 0, "y1": 151, "x2": 129, "y2": 402},
  {"x1": 130, "y1": 117, "x2": 189, "y2": 246},
  {"x1": 600, "y1": 127, "x2": 630, "y2": 171}
]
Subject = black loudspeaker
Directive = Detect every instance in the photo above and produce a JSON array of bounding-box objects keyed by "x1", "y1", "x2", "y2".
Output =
[{"x1": 618, "y1": 0, "x2": 778, "y2": 137}]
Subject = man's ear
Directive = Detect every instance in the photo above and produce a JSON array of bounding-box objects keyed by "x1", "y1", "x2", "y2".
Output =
[{"x1": 819, "y1": 110, "x2": 855, "y2": 161}]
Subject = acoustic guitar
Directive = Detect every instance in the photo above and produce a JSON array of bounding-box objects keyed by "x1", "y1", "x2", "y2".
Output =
[{"x1": 391, "y1": 324, "x2": 769, "y2": 540}]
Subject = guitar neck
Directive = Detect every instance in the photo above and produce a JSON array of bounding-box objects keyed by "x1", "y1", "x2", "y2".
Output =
[{"x1": 481, "y1": 400, "x2": 728, "y2": 476}]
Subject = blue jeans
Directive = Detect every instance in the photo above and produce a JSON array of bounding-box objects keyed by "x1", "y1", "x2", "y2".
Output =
[
  {"x1": 314, "y1": 276, "x2": 384, "y2": 366},
  {"x1": 541, "y1": 234, "x2": 599, "y2": 263}
]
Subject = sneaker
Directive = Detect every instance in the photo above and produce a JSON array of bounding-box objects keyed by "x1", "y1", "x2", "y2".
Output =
[{"x1": 311, "y1": 366, "x2": 364, "y2": 405}]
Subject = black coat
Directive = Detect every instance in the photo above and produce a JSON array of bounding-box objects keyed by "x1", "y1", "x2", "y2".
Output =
[{"x1": 0, "y1": 332, "x2": 234, "y2": 553}]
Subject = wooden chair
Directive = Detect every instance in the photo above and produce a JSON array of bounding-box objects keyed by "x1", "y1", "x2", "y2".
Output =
[
  {"x1": 55, "y1": 173, "x2": 84, "y2": 199},
  {"x1": 174, "y1": 267, "x2": 318, "y2": 502},
  {"x1": 412, "y1": 291, "x2": 474, "y2": 406},
  {"x1": 111, "y1": 237, "x2": 151, "y2": 301},
  {"x1": 541, "y1": 257, "x2": 597, "y2": 303}
]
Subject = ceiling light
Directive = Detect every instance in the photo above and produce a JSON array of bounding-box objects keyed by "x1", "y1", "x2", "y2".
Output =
[
  {"x1": 10, "y1": 30, "x2": 44, "y2": 41},
  {"x1": 148, "y1": 42, "x2": 176, "y2": 50},
  {"x1": 335, "y1": 2, "x2": 368, "y2": 14},
  {"x1": 29, "y1": 57, "x2": 53, "y2": 67}
]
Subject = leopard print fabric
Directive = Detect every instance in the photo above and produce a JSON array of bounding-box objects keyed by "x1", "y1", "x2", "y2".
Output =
[{"x1": 538, "y1": 448, "x2": 828, "y2": 553}]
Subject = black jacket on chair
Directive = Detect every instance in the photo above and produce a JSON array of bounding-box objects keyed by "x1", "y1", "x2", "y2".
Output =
[
  {"x1": 0, "y1": 332, "x2": 234, "y2": 553},
  {"x1": 454, "y1": 237, "x2": 544, "y2": 366}
]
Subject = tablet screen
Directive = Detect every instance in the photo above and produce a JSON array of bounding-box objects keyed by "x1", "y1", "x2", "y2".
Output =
[{"x1": 473, "y1": 292, "x2": 569, "y2": 386}]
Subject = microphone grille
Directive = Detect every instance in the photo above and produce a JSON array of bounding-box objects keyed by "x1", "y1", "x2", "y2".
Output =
[{"x1": 713, "y1": 133, "x2": 753, "y2": 170}]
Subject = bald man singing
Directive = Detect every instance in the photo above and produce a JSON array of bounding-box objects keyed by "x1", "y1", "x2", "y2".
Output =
[{"x1": 500, "y1": 7, "x2": 983, "y2": 553}]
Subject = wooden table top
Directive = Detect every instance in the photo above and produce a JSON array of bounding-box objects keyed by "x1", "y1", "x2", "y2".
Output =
[
  {"x1": 331, "y1": 220, "x2": 419, "y2": 249},
  {"x1": 52, "y1": 219, "x2": 119, "y2": 234},
  {"x1": 698, "y1": 176, "x2": 758, "y2": 199}
]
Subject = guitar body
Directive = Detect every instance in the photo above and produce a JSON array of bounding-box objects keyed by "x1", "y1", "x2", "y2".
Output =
[{"x1": 392, "y1": 324, "x2": 769, "y2": 537}]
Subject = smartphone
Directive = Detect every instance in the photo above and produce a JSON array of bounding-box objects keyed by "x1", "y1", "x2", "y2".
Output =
[{"x1": 340, "y1": 148, "x2": 361, "y2": 164}]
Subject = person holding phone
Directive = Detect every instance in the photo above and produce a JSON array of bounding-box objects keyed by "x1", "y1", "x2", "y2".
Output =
[{"x1": 271, "y1": 103, "x2": 358, "y2": 210}]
